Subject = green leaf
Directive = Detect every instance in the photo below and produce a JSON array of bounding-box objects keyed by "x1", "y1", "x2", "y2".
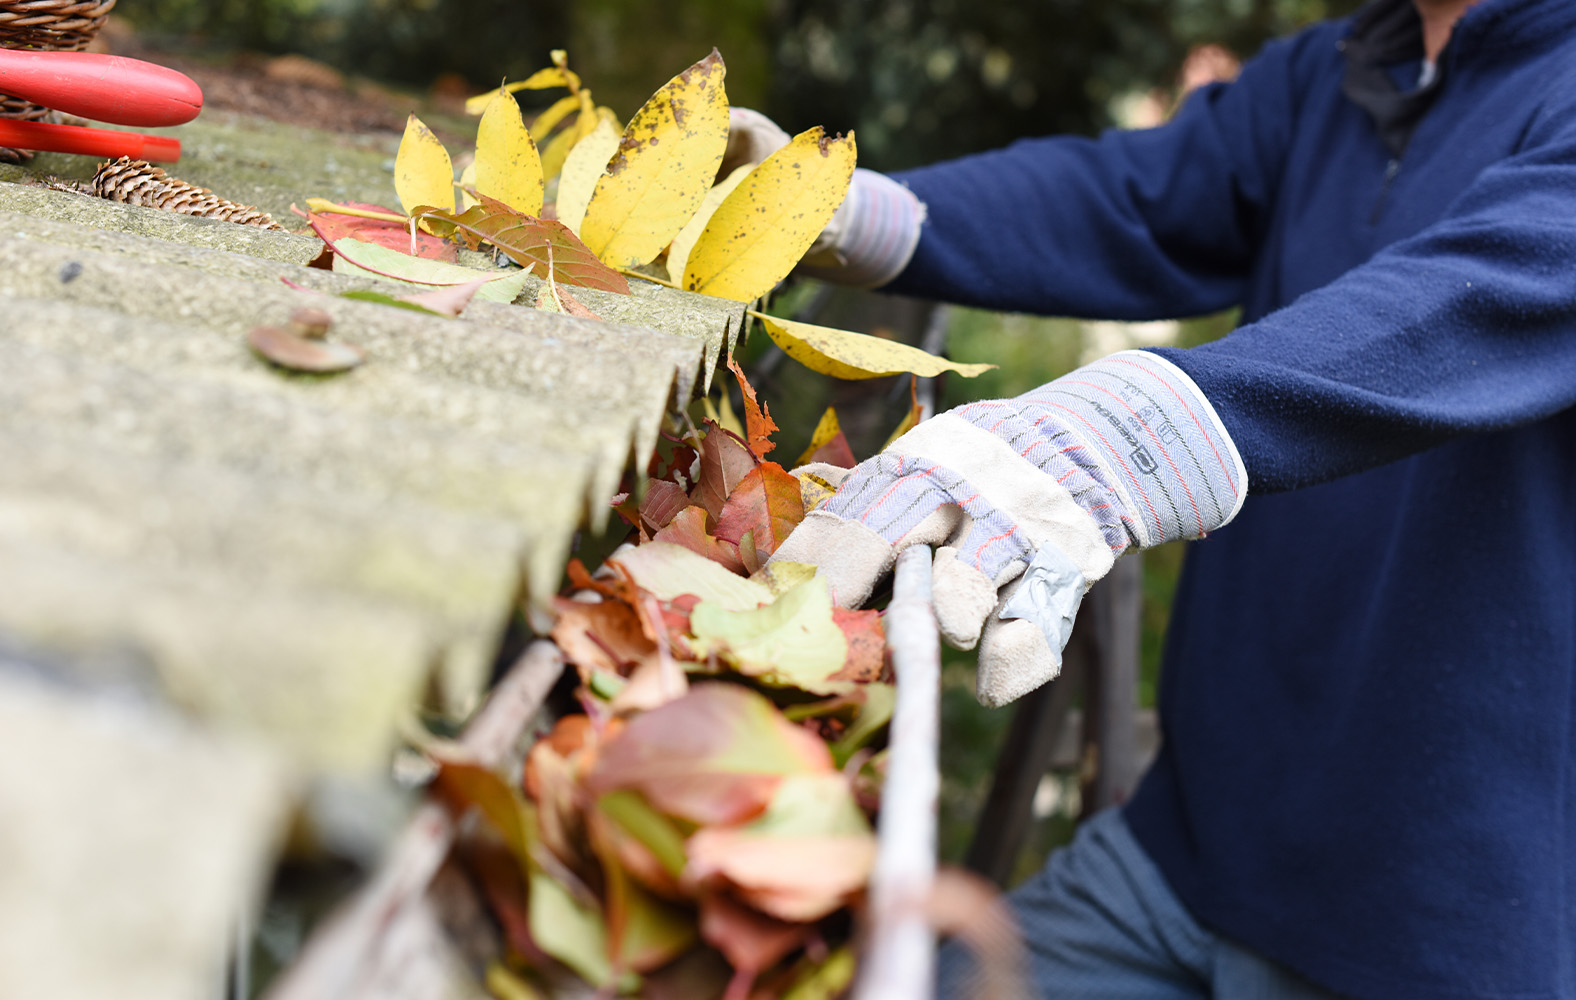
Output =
[
  {"x1": 782, "y1": 947, "x2": 858, "y2": 1000},
  {"x1": 596, "y1": 791, "x2": 688, "y2": 879},
  {"x1": 337, "y1": 290, "x2": 448, "y2": 317},
  {"x1": 607, "y1": 541, "x2": 772, "y2": 611},
  {"x1": 689, "y1": 576, "x2": 848, "y2": 691},
  {"x1": 326, "y1": 236, "x2": 501, "y2": 286},
  {"x1": 529, "y1": 871, "x2": 612, "y2": 987}
]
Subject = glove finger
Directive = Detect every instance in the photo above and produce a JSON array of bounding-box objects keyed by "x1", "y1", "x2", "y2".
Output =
[
  {"x1": 931, "y1": 546, "x2": 1023, "y2": 651},
  {"x1": 721, "y1": 107, "x2": 791, "y2": 176},
  {"x1": 768, "y1": 509, "x2": 895, "y2": 609},
  {"x1": 974, "y1": 579, "x2": 1063, "y2": 708}
]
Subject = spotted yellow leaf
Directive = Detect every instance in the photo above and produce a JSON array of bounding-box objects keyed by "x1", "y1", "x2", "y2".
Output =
[
  {"x1": 754, "y1": 312, "x2": 997, "y2": 381},
  {"x1": 395, "y1": 114, "x2": 455, "y2": 219},
  {"x1": 684, "y1": 128, "x2": 855, "y2": 303},
  {"x1": 556, "y1": 109, "x2": 622, "y2": 237},
  {"x1": 666, "y1": 164, "x2": 753, "y2": 286},
  {"x1": 580, "y1": 49, "x2": 731, "y2": 269},
  {"x1": 475, "y1": 88, "x2": 544, "y2": 216}
]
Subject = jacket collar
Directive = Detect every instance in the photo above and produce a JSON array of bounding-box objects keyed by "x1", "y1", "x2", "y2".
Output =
[
  {"x1": 1341, "y1": 0, "x2": 1441, "y2": 158},
  {"x1": 1341, "y1": 0, "x2": 1576, "y2": 157}
]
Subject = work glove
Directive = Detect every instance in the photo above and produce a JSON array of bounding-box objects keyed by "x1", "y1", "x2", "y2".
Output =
[
  {"x1": 723, "y1": 107, "x2": 925, "y2": 288},
  {"x1": 772, "y1": 351, "x2": 1246, "y2": 706}
]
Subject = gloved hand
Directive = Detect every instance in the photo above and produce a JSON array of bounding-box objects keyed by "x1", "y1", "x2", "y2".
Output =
[
  {"x1": 723, "y1": 107, "x2": 925, "y2": 288},
  {"x1": 773, "y1": 350, "x2": 1246, "y2": 706}
]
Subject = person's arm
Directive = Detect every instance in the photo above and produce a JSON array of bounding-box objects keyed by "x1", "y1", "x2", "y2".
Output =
[
  {"x1": 863, "y1": 30, "x2": 1319, "y2": 317},
  {"x1": 778, "y1": 56, "x2": 1576, "y2": 705},
  {"x1": 1157, "y1": 82, "x2": 1576, "y2": 490}
]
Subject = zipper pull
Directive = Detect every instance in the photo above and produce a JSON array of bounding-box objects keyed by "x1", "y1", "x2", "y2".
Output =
[{"x1": 1370, "y1": 158, "x2": 1401, "y2": 225}]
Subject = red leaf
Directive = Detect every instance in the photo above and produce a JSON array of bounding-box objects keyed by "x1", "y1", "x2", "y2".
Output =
[
  {"x1": 691, "y1": 420, "x2": 760, "y2": 524},
  {"x1": 726, "y1": 355, "x2": 778, "y2": 460},
  {"x1": 653, "y1": 506, "x2": 746, "y2": 574},
  {"x1": 414, "y1": 195, "x2": 631, "y2": 293},
  {"x1": 714, "y1": 464, "x2": 804, "y2": 561},
  {"x1": 308, "y1": 203, "x2": 457, "y2": 261},
  {"x1": 829, "y1": 607, "x2": 886, "y2": 683},
  {"x1": 806, "y1": 431, "x2": 857, "y2": 469},
  {"x1": 699, "y1": 893, "x2": 811, "y2": 982},
  {"x1": 639, "y1": 479, "x2": 692, "y2": 533},
  {"x1": 587, "y1": 684, "x2": 832, "y2": 826}
]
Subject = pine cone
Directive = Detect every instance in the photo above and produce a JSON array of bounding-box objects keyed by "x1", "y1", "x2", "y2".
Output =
[{"x1": 88, "y1": 157, "x2": 283, "y2": 230}]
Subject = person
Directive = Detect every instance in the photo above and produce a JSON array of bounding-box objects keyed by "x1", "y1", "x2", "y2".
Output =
[{"x1": 753, "y1": 0, "x2": 1576, "y2": 996}]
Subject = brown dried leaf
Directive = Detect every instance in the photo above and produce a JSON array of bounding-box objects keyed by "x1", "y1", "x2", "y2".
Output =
[
  {"x1": 639, "y1": 479, "x2": 692, "y2": 533},
  {"x1": 413, "y1": 195, "x2": 631, "y2": 293},
  {"x1": 551, "y1": 597, "x2": 655, "y2": 677},
  {"x1": 726, "y1": 355, "x2": 778, "y2": 460},
  {"x1": 691, "y1": 421, "x2": 759, "y2": 524},
  {"x1": 246, "y1": 325, "x2": 363, "y2": 373}
]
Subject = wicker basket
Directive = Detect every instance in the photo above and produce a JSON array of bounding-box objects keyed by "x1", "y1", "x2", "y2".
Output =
[{"x1": 0, "y1": 0, "x2": 116, "y2": 159}]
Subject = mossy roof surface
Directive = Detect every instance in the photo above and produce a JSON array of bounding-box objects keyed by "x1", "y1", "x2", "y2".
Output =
[{"x1": 0, "y1": 111, "x2": 744, "y2": 769}]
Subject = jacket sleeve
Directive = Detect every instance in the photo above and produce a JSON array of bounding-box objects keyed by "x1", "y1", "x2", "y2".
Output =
[
  {"x1": 1156, "y1": 77, "x2": 1576, "y2": 492},
  {"x1": 884, "y1": 32, "x2": 1315, "y2": 320}
]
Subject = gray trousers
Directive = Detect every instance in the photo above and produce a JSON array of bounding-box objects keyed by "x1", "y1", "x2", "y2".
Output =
[{"x1": 938, "y1": 810, "x2": 1352, "y2": 1000}]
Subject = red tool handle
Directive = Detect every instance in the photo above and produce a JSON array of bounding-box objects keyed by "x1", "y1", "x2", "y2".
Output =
[
  {"x1": 0, "y1": 118, "x2": 181, "y2": 162},
  {"x1": 0, "y1": 49, "x2": 202, "y2": 127}
]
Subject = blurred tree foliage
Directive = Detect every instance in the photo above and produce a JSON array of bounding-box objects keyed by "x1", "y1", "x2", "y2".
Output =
[
  {"x1": 764, "y1": 0, "x2": 1362, "y2": 170},
  {"x1": 122, "y1": 0, "x2": 1360, "y2": 165}
]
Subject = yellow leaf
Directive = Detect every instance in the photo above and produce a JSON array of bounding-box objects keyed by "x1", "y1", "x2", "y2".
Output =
[
  {"x1": 755, "y1": 312, "x2": 998, "y2": 380},
  {"x1": 715, "y1": 383, "x2": 745, "y2": 441},
  {"x1": 579, "y1": 49, "x2": 731, "y2": 270},
  {"x1": 883, "y1": 396, "x2": 923, "y2": 449},
  {"x1": 395, "y1": 114, "x2": 455, "y2": 219},
  {"x1": 795, "y1": 470, "x2": 838, "y2": 513},
  {"x1": 529, "y1": 93, "x2": 581, "y2": 143},
  {"x1": 458, "y1": 160, "x2": 478, "y2": 210},
  {"x1": 795, "y1": 407, "x2": 844, "y2": 466},
  {"x1": 684, "y1": 128, "x2": 856, "y2": 303},
  {"x1": 475, "y1": 88, "x2": 544, "y2": 216},
  {"x1": 539, "y1": 89, "x2": 598, "y2": 182},
  {"x1": 666, "y1": 164, "x2": 753, "y2": 286},
  {"x1": 555, "y1": 110, "x2": 622, "y2": 237}
]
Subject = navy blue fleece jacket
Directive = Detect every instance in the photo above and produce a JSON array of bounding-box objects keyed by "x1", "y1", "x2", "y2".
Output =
[{"x1": 886, "y1": 1, "x2": 1576, "y2": 998}]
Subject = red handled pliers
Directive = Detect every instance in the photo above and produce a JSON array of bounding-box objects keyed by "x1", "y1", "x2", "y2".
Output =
[{"x1": 0, "y1": 49, "x2": 203, "y2": 162}]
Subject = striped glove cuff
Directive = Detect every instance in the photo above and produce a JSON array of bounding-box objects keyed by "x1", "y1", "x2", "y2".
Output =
[
  {"x1": 798, "y1": 168, "x2": 925, "y2": 289},
  {"x1": 1014, "y1": 350, "x2": 1246, "y2": 548}
]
